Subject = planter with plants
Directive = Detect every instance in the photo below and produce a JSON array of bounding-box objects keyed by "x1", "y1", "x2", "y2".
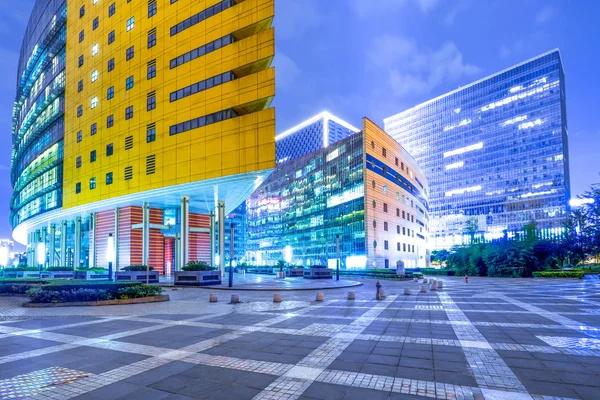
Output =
[
  {"x1": 303, "y1": 265, "x2": 333, "y2": 279},
  {"x1": 275, "y1": 260, "x2": 286, "y2": 279},
  {"x1": 40, "y1": 267, "x2": 75, "y2": 280},
  {"x1": 175, "y1": 261, "x2": 221, "y2": 286},
  {"x1": 286, "y1": 265, "x2": 304, "y2": 277},
  {"x1": 74, "y1": 268, "x2": 110, "y2": 280},
  {"x1": 25, "y1": 283, "x2": 167, "y2": 307},
  {"x1": 2, "y1": 266, "x2": 42, "y2": 279},
  {"x1": 115, "y1": 266, "x2": 159, "y2": 283}
]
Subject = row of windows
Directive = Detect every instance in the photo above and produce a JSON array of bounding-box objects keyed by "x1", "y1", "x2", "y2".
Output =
[
  {"x1": 76, "y1": 118, "x2": 156, "y2": 146},
  {"x1": 374, "y1": 240, "x2": 416, "y2": 253},
  {"x1": 170, "y1": 0, "x2": 235, "y2": 36},
  {"x1": 169, "y1": 108, "x2": 237, "y2": 136},
  {"x1": 374, "y1": 220, "x2": 416, "y2": 237},
  {"x1": 371, "y1": 141, "x2": 409, "y2": 172},
  {"x1": 170, "y1": 71, "x2": 235, "y2": 102},
  {"x1": 75, "y1": 155, "x2": 155, "y2": 194},
  {"x1": 170, "y1": 34, "x2": 233, "y2": 69}
]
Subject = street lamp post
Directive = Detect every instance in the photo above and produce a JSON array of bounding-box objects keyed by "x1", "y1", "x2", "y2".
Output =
[
  {"x1": 228, "y1": 223, "x2": 234, "y2": 288},
  {"x1": 37, "y1": 242, "x2": 45, "y2": 279},
  {"x1": 107, "y1": 233, "x2": 115, "y2": 281},
  {"x1": 336, "y1": 234, "x2": 340, "y2": 281}
]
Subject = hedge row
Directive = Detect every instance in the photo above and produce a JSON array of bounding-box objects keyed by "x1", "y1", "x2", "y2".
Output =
[
  {"x1": 27, "y1": 284, "x2": 162, "y2": 303},
  {"x1": 0, "y1": 279, "x2": 142, "y2": 296},
  {"x1": 532, "y1": 271, "x2": 584, "y2": 279}
]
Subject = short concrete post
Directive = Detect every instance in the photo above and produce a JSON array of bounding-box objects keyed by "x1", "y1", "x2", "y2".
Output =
[
  {"x1": 403, "y1": 288, "x2": 411, "y2": 295},
  {"x1": 413, "y1": 277, "x2": 418, "y2": 282},
  {"x1": 209, "y1": 293, "x2": 218, "y2": 302},
  {"x1": 273, "y1": 293, "x2": 282, "y2": 303},
  {"x1": 422, "y1": 278, "x2": 428, "y2": 284},
  {"x1": 420, "y1": 285, "x2": 428, "y2": 293},
  {"x1": 347, "y1": 291, "x2": 356, "y2": 300},
  {"x1": 429, "y1": 283, "x2": 437, "y2": 291},
  {"x1": 432, "y1": 279, "x2": 437, "y2": 286},
  {"x1": 315, "y1": 292, "x2": 324, "y2": 301},
  {"x1": 380, "y1": 289, "x2": 386, "y2": 298},
  {"x1": 231, "y1": 294, "x2": 240, "y2": 303},
  {"x1": 437, "y1": 281, "x2": 443, "y2": 289}
]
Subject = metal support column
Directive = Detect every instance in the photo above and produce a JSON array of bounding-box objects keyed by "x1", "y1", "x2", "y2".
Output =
[
  {"x1": 49, "y1": 224, "x2": 56, "y2": 267},
  {"x1": 74, "y1": 217, "x2": 81, "y2": 268},
  {"x1": 89, "y1": 213, "x2": 96, "y2": 268},
  {"x1": 41, "y1": 227, "x2": 47, "y2": 268},
  {"x1": 218, "y1": 201, "x2": 225, "y2": 278},
  {"x1": 114, "y1": 208, "x2": 120, "y2": 271},
  {"x1": 26, "y1": 232, "x2": 32, "y2": 266},
  {"x1": 33, "y1": 230, "x2": 40, "y2": 267},
  {"x1": 174, "y1": 233, "x2": 181, "y2": 272},
  {"x1": 142, "y1": 202, "x2": 150, "y2": 267},
  {"x1": 60, "y1": 221, "x2": 67, "y2": 266},
  {"x1": 180, "y1": 196, "x2": 189, "y2": 269},
  {"x1": 210, "y1": 211, "x2": 216, "y2": 267}
]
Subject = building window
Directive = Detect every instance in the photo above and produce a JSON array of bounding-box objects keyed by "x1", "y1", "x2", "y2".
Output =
[
  {"x1": 106, "y1": 143, "x2": 113, "y2": 156},
  {"x1": 382, "y1": 147, "x2": 387, "y2": 157},
  {"x1": 383, "y1": 166, "x2": 387, "y2": 175},
  {"x1": 106, "y1": 172, "x2": 113, "y2": 185},
  {"x1": 78, "y1": 80, "x2": 83, "y2": 92},
  {"x1": 76, "y1": 157, "x2": 81, "y2": 168},
  {"x1": 79, "y1": 30, "x2": 84, "y2": 43},
  {"x1": 76, "y1": 130, "x2": 82, "y2": 142},
  {"x1": 383, "y1": 184, "x2": 387, "y2": 194},
  {"x1": 383, "y1": 203, "x2": 388, "y2": 212},
  {"x1": 147, "y1": 92, "x2": 156, "y2": 111},
  {"x1": 401, "y1": 162, "x2": 404, "y2": 170},
  {"x1": 371, "y1": 180, "x2": 375, "y2": 189},
  {"x1": 107, "y1": 114, "x2": 114, "y2": 128},
  {"x1": 108, "y1": 30, "x2": 115, "y2": 44},
  {"x1": 90, "y1": 123, "x2": 97, "y2": 135},
  {"x1": 125, "y1": 135, "x2": 134, "y2": 150},
  {"x1": 77, "y1": 106, "x2": 82, "y2": 117},
  {"x1": 384, "y1": 221, "x2": 388, "y2": 231},
  {"x1": 80, "y1": 5, "x2": 85, "y2": 18},
  {"x1": 124, "y1": 166, "x2": 133, "y2": 180},
  {"x1": 147, "y1": 62, "x2": 156, "y2": 79},
  {"x1": 403, "y1": 227, "x2": 406, "y2": 235},
  {"x1": 395, "y1": 157, "x2": 399, "y2": 166},
  {"x1": 402, "y1": 210, "x2": 406, "y2": 219},
  {"x1": 373, "y1": 240, "x2": 377, "y2": 248},
  {"x1": 372, "y1": 220, "x2": 376, "y2": 228},
  {"x1": 126, "y1": 76, "x2": 134, "y2": 90},
  {"x1": 75, "y1": 182, "x2": 81, "y2": 194},
  {"x1": 126, "y1": 46, "x2": 134, "y2": 61},
  {"x1": 170, "y1": 34, "x2": 234, "y2": 69},
  {"x1": 148, "y1": 29, "x2": 156, "y2": 48},
  {"x1": 170, "y1": 71, "x2": 236, "y2": 102},
  {"x1": 397, "y1": 242, "x2": 401, "y2": 251},
  {"x1": 396, "y1": 208, "x2": 400, "y2": 217},
  {"x1": 169, "y1": 109, "x2": 238, "y2": 135},
  {"x1": 90, "y1": 96, "x2": 98, "y2": 109},
  {"x1": 372, "y1": 200, "x2": 376, "y2": 208},
  {"x1": 91, "y1": 70, "x2": 98, "y2": 82},
  {"x1": 148, "y1": 1, "x2": 157, "y2": 17},
  {"x1": 92, "y1": 43, "x2": 99, "y2": 56},
  {"x1": 108, "y1": 3, "x2": 115, "y2": 17},
  {"x1": 403, "y1": 243, "x2": 406, "y2": 252},
  {"x1": 78, "y1": 55, "x2": 84, "y2": 67},
  {"x1": 108, "y1": 58, "x2": 114, "y2": 71},
  {"x1": 384, "y1": 240, "x2": 389, "y2": 250},
  {"x1": 93, "y1": 17, "x2": 99, "y2": 30},
  {"x1": 90, "y1": 177, "x2": 96, "y2": 190},
  {"x1": 107, "y1": 86, "x2": 114, "y2": 100},
  {"x1": 146, "y1": 124, "x2": 156, "y2": 142},
  {"x1": 90, "y1": 150, "x2": 97, "y2": 163},
  {"x1": 126, "y1": 17, "x2": 135, "y2": 32},
  {"x1": 396, "y1": 225, "x2": 400, "y2": 234},
  {"x1": 125, "y1": 106, "x2": 133, "y2": 120},
  {"x1": 371, "y1": 140, "x2": 375, "y2": 149},
  {"x1": 170, "y1": 0, "x2": 236, "y2": 36}
]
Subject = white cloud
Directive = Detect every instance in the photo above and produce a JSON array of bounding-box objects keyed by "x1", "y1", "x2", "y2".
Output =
[
  {"x1": 276, "y1": 0, "x2": 323, "y2": 39},
  {"x1": 350, "y1": 0, "x2": 441, "y2": 18},
  {"x1": 369, "y1": 35, "x2": 480, "y2": 97},
  {"x1": 274, "y1": 51, "x2": 301, "y2": 91},
  {"x1": 536, "y1": 5, "x2": 556, "y2": 25}
]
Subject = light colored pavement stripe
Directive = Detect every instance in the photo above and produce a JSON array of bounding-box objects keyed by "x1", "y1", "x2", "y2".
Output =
[{"x1": 438, "y1": 292, "x2": 529, "y2": 394}]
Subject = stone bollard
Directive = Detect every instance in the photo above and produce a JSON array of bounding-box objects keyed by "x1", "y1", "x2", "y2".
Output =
[
  {"x1": 432, "y1": 279, "x2": 437, "y2": 286},
  {"x1": 422, "y1": 278, "x2": 428, "y2": 284},
  {"x1": 404, "y1": 288, "x2": 411, "y2": 295},
  {"x1": 413, "y1": 277, "x2": 418, "y2": 282},
  {"x1": 273, "y1": 293, "x2": 282, "y2": 303},
  {"x1": 231, "y1": 294, "x2": 240, "y2": 303},
  {"x1": 209, "y1": 293, "x2": 218, "y2": 303},
  {"x1": 315, "y1": 292, "x2": 324, "y2": 301},
  {"x1": 381, "y1": 289, "x2": 386, "y2": 298},
  {"x1": 429, "y1": 283, "x2": 437, "y2": 291},
  {"x1": 437, "y1": 281, "x2": 443, "y2": 289},
  {"x1": 347, "y1": 291, "x2": 356, "y2": 300},
  {"x1": 420, "y1": 285, "x2": 428, "y2": 293}
]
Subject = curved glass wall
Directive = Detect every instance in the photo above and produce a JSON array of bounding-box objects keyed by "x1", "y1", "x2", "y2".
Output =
[{"x1": 11, "y1": 0, "x2": 66, "y2": 228}]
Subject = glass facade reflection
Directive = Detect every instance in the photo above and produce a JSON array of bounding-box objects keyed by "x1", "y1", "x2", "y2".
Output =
[
  {"x1": 384, "y1": 50, "x2": 570, "y2": 249},
  {"x1": 247, "y1": 118, "x2": 430, "y2": 268}
]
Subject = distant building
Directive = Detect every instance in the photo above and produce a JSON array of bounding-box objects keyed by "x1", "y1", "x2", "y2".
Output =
[
  {"x1": 247, "y1": 118, "x2": 430, "y2": 269},
  {"x1": 275, "y1": 111, "x2": 360, "y2": 164},
  {"x1": 384, "y1": 50, "x2": 570, "y2": 249}
]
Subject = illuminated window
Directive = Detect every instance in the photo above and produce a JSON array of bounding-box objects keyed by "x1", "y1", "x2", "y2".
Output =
[
  {"x1": 106, "y1": 172, "x2": 113, "y2": 185},
  {"x1": 90, "y1": 150, "x2": 96, "y2": 162},
  {"x1": 93, "y1": 0, "x2": 98, "y2": 4},
  {"x1": 89, "y1": 177, "x2": 96, "y2": 190},
  {"x1": 90, "y1": 97, "x2": 98, "y2": 109},
  {"x1": 146, "y1": 124, "x2": 156, "y2": 142},
  {"x1": 92, "y1": 44, "x2": 99, "y2": 56},
  {"x1": 383, "y1": 184, "x2": 387, "y2": 194},
  {"x1": 91, "y1": 70, "x2": 98, "y2": 82},
  {"x1": 126, "y1": 17, "x2": 134, "y2": 32}
]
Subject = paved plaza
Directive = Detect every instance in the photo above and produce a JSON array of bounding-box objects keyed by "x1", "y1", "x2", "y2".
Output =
[{"x1": 0, "y1": 277, "x2": 599, "y2": 399}]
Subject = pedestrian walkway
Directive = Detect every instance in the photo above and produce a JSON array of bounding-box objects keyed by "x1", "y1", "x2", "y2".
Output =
[{"x1": 0, "y1": 277, "x2": 598, "y2": 399}]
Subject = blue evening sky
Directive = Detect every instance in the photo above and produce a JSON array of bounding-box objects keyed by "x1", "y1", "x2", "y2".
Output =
[{"x1": 0, "y1": 0, "x2": 598, "y2": 242}]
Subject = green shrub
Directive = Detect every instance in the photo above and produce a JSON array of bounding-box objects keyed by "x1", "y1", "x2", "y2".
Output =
[
  {"x1": 532, "y1": 271, "x2": 583, "y2": 279},
  {"x1": 27, "y1": 287, "x2": 112, "y2": 303},
  {"x1": 182, "y1": 261, "x2": 216, "y2": 271},
  {"x1": 3, "y1": 266, "x2": 40, "y2": 272},
  {"x1": 46, "y1": 266, "x2": 74, "y2": 272},
  {"x1": 117, "y1": 284, "x2": 162, "y2": 299},
  {"x1": 75, "y1": 268, "x2": 109, "y2": 273},
  {"x1": 417, "y1": 268, "x2": 453, "y2": 276},
  {"x1": 122, "y1": 265, "x2": 154, "y2": 271}
]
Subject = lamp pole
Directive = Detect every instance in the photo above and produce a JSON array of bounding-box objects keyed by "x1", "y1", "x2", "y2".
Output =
[
  {"x1": 228, "y1": 223, "x2": 234, "y2": 288},
  {"x1": 107, "y1": 233, "x2": 115, "y2": 281},
  {"x1": 336, "y1": 234, "x2": 340, "y2": 281},
  {"x1": 37, "y1": 242, "x2": 45, "y2": 279}
]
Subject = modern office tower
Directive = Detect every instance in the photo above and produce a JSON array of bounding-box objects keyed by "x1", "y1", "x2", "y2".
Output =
[
  {"x1": 11, "y1": 0, "x2": 275, "y2": 273},
  {"x1": 275, "y1": 111, "x2": 360, "y2": 164},
  {"x1": 384, "y1": 50, "x2": 570, "y2": 249},
  {"x1": 247, "y1": 118, "x2": 430, "y2": 269}
]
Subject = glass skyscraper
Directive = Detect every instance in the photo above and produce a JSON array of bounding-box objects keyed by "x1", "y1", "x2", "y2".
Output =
[
  {"x1": 275, "y1": 111, "x2": 360, "y2": 164},
  {"x1": 384, "y1": 50, "x2": 570, "y2": 249}
]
